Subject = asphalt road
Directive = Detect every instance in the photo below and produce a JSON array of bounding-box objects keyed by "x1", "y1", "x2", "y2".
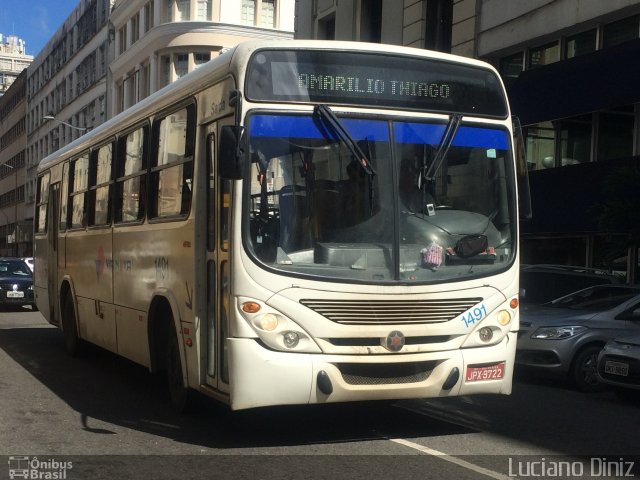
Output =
[{"x1": 1, "y1": 309, "x2": 639, "y2": 480}]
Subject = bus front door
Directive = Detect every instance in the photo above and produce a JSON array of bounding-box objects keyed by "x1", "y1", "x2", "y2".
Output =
[
  {"x1": 47, "y1": 183, "x2": 60, "y2": 324},
  {"x1": 204, "y1": 120, "x2": 232, "y2": 393}
]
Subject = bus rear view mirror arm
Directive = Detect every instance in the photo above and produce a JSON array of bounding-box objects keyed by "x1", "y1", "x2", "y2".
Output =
[{"x1": 220, "y1": 125, "x2": 246, "y2": 179}]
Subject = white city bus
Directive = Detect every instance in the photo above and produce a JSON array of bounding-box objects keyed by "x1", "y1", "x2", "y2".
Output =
[{"x1": 34, "y1": 40, "x2": 529, "y2": 411}]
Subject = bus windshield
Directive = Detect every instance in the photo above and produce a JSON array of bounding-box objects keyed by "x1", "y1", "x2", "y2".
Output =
[{"x1": 245, "y1": 111, "x2": 515, "y2": 284}]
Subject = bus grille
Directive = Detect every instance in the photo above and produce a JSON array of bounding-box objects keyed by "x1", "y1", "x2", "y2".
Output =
[
  {"x1": 300, "y1": 298, "x2": 483, "y2": 325},
  {"x1": 336, "y1": 361, "x2": 437, "y2": 385}
]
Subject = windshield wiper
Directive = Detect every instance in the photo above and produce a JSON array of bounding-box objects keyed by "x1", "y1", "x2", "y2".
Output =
[
  {"x1": 314, "y1": 105, "x2": 376, "y2": 176},
  {"x1": 423, "y1": 113, "x2": 462, "y2": 182}
]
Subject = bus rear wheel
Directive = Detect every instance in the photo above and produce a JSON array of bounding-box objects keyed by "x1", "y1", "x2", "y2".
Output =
[{"x1": 62, "y1": 295, "x2": 84, "y2": 356}]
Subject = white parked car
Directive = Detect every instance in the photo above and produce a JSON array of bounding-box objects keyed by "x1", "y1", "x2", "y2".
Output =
[{"x1": 21, "y1": 257, "x2": 34, "y2": 272}]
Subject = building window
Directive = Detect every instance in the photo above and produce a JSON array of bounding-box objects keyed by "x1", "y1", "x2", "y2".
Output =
[
  {"x1": 160, "y1": 55, "x2": 171, "y2": 86},
  {"x1": 565, "y1": 29, "x2": 596, "y2": 59},
  {"x1": 525, "y1": 122, "x2": 555, "y2": 170},
  {"x1": 196, "y1": 0, "x2": 212, "y2": 21},
  {"x1": 424, "y1": 0, "x2": 453, "y2": 52},
  {"x1": 558, "y1": 115, "x2": 592, "y2": 166},
  {"x1": 597, "y1": 109, "x2": 634, "y2": 161},
  {"x1": 499, "y1": 52, "x2": 524, "y2": 79},
  {"x1": 118, "y1": 27, "x2": 126, "y2": 54},
  {"x1": 359, "y1": 0, "x2": 382, "y2": 43},
  {"x1": 144, "y1": 1, "x2": 155, "y2": 32},
  {"x1": 131, "y1": 13, "x2": 140, "y2": 44},
  {"x1": 194, "y1": 53, "x2": 211, "y2": 68},
  {"x1": 175, "y1": 54, "x2": 188, "y2": 78},
  {"x1": 177, "y1": 0, "x2": 190, "y2": 21},
  {"x1": 241, "y1": 0, "x2": 256, "y2": 25},
  {"x1": 317, "y1": 14, "x2": 335, "y2": 40},
  {"x1": 261, "y1": 0, "x2": 275, "y2": 28},
  {"x1": 529, "y1": 41, "x2": 560, "y2": 68},
  {"x1": 603, "y1": 15, "x2": 640, "y2": 49},
  {"x1": 164, "y1": 0, "x2": 173, "y2": 22}
]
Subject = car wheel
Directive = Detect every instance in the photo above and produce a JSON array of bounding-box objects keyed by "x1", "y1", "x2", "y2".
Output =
[
  {"x1": 62, "y1": 294, "x2": 84, "y2": 356},
  {"x1": 166, "y1": 320, "x2": 193, "y2": 412},
  {"x1": 571, "y1": 345, "x2": 606, "y2": 393}
]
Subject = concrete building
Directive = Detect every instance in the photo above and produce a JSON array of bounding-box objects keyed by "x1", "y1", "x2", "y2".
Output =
[
  {"x1": 294, "y1": 0, "x2": 458, "y2": 53},
  {"x1": 109, "y1": 0, "x2": 294, "y2": 115},
  {"x1": 25, "y1": 0, "x2": 112, "y2": 248},
  {"x1": 466, "y1": 0, "x2": 640, "y2": 280},
  {"x1": 0, "y1": 35, "x2": 33, "y2": 97},
  {"x1": 15, "y1": 0, "x2": 294, "y2": 257},
  {"x1": 295, "y1": 0, "x2": 640, "y2": 280},
  {"x1": 0, "y1": 69, "x2": 29, "y2": 256}
]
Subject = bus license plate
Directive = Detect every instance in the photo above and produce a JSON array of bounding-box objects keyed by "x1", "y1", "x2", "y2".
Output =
[
  {"x1": 604, "y1": 361, "x2": 629, "y2": 377},
  {"x1": 7, "y1": 291, "x2": 24, "y2": 298},
  {"x1": 466, "y1": 362, "x2": 505, "y2": 382}
]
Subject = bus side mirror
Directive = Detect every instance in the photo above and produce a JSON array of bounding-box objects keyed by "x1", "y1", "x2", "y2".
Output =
[{"x1": 219, "y1": 125, "x2": 246, "y2": 179}]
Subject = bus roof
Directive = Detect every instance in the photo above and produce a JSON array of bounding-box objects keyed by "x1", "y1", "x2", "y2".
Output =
[{"x1": 38, "y1": 39, "x2": 505, "y2": 172}]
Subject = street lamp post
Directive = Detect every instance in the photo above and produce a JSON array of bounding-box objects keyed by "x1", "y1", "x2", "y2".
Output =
[{"x1": 43, "y1": 115, "x2": 89, "y2": 132}]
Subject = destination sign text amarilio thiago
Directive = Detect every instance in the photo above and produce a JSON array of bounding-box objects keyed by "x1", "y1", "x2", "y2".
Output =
[{"x1": 297, "y1": 73, "x2": 451, "y2": 99}]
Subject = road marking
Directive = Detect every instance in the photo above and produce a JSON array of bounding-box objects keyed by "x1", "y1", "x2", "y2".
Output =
[{"x1": 389, "y1": 438, "x2": 511, "y2": 480}]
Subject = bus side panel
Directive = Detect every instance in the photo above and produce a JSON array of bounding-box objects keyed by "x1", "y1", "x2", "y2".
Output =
[
  {"x1": 115, "y1": 306, "x2": 150, "y2": 367},
  {"x1": 113, "y1": 226, "x2": 156, "y2": 365},
  {"x1": 66, "y1": 231, "x2": 116, "y2": 352},
  {"x1": 76, "y1": 296, "x2": 117, "y2": 353}
]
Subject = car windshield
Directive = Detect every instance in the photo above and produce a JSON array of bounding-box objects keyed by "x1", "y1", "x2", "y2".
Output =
[
  {"x1": 550, "y1": 286, "x2": 640, "y2": 311},
  {"x1": 244, "y1": 111, "x2": 515, "y2": 284},
  {"x1": 0, "y1": 261, "x2": 31, "y2": 277}
]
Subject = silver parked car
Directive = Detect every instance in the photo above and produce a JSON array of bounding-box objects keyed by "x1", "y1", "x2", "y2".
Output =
[
  {"x1": 517, "y1": 285, "x2": 640, "y2": 392},
  {"x1": 597, "y1": 334, "x2": 640, "y2": 400}
]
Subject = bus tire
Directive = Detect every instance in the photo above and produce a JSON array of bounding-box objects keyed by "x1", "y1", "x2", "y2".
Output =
[
  {"x1": 62, "y1": 294, "x2": 84, "y2": 356},
  {"x1": 166, "y1": 322, "x2": 192, "y2": 412}
]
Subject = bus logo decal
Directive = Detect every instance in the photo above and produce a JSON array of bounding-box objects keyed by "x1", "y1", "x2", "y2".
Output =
[
  {"x1": 95, "y1": 245, "x2": 106, "y2": 280},
  {"x1": 385, "y1": 331, "x2": 405, "y2": 352}
]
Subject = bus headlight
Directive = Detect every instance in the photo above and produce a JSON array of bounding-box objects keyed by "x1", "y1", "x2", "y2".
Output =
[
  {"x1": 282, "y1": 331, "x2": 300, "y2": 349},
  {"x1": 479, "y1": 327, "x2": 493, "y2": 342},
  {"x1": 497, "y1": 310, "x2": 511, "y2": 326},
  {"x1": 254, "y1": 313, "x2": 279, "y2": 331}
]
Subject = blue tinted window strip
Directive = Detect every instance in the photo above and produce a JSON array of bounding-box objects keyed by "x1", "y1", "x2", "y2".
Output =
[
  {"x1": 452, "y1": 127, "x2": 508, "y2": 149},
  {"x1": 249, "y1": 115, "x2": 389, "y2": 141},
  {"x1": 393, "y1": 123, "x2": 446, "y2": 144},
  {"x1": 394, "y1": 122, "x2": 508, "y2": 149},
  {"x1": 249, "y1": 115, "x2": 507, "y2": 149}
]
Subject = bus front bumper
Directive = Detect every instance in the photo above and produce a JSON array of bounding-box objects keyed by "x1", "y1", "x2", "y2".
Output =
[{"x1": 227, "y1": 332, "x2": 516, "y2": 410}]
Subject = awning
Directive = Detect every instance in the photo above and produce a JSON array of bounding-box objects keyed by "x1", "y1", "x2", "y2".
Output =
[{"x1": 507, "y1": 38, "x2": 640, "y2": 126}]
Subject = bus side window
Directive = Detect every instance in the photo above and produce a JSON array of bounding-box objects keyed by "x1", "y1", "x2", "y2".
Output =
[
  {"x1": 115, "y1": 125, "x2": 147, "y2": 223},
  {"x1": 70, "y1": 153, "x2": 89, "y2": 229},
  {"x1": 89, "y1": 141, "x2": 114, "y2": 226},
  {"x1": 150, "y1": 104, "x2": 195, "y2": 219},
  {"x1": 35, "y1": 173, "x2": 51, "y2": 234},
  {"x1": 59, "y1": 162, "x2": 69, "y2": 232}
]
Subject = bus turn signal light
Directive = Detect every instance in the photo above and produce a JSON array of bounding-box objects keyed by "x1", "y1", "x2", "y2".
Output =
[{"x1": 242, "y1": 301, "x2": 261, "y2": 313}]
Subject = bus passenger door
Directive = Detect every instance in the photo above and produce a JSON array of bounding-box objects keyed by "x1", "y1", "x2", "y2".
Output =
[
  {"x1": 204, "y1": 120, "x2": 232, "y2": 393},
  {"x1": 47, "y1": 183, "x2": 60, "y2": 324}
]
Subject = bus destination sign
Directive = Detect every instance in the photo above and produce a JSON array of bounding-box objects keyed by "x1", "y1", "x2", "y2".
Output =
[{"x1": 246, "y1": 49, "x2": 508, "y2": 117}]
